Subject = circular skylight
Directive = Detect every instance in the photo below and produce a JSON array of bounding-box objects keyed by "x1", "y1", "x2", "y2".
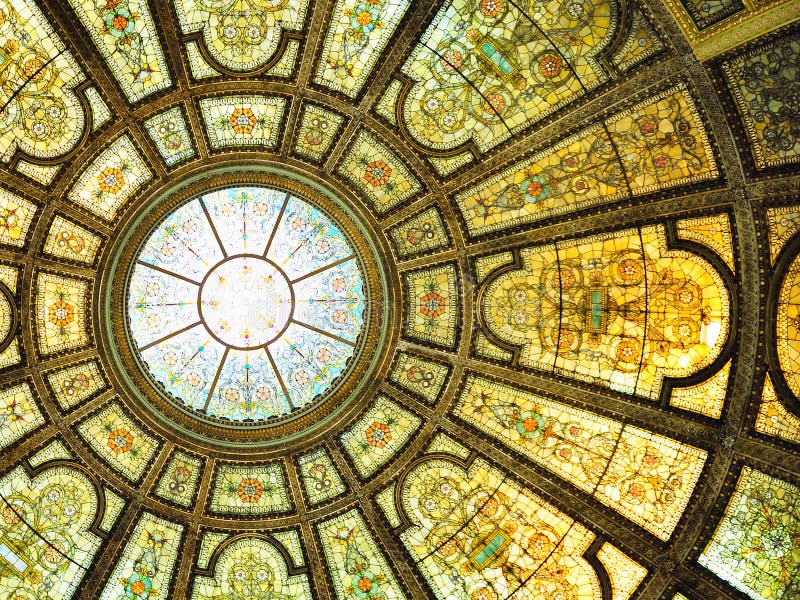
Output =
[{"x1": 126, "y1": 185, "x2": 366, "y2": 423}]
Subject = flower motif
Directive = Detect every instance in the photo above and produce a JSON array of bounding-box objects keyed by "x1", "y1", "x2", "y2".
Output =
[
  {"x1": 480, "y1": 0, "x2": 503, "y2": 17},
  {"x1": 107, "y1": 428, "x2": 134, "y2": 455},
  {"x1": 48, "y1": 300, "x2": 74, "y2": 328},
  {"x1": 617, "y1": 258, "x2": 643, "y2": 282},
  {"x1": 615, "y1": 339, "x2": 640, "y2": 364},
  {"x1": 516, "y1": 411, "x2": 546, "y2": 439},
  {"x1": 363, "y1": 160, "x2": 392, "y2": 187},
  {"x1": 365, "y1": 421, "x2": 391, "y2": 448},
  {"x1": 441, "y1": 49, "x2": 463, "y2": 71},
  {"x1": 350, "y1": 570, "x2": 381, "y2": 598},
  {"x1": 105, "y1": 8, "x2": 136, "y2": 38},
  {"x1": 519, "y1": 175, "x2": 549, "y2": 203},
  {"x1": 419, "y1": 292, "x2": 446, "y2": 319},
  {"x1": 349, "y1": 3, "x2": 382, "y2": 36},
  {"x1": 229, "y1": 107, "x2": 257, "y2": 134},
  {"x1": 538, "y1": 53, "x2": 562, "y2": 78},
  {"x1": 237, "y1": 477, "x2": 263, "y2": 503},
  {"x1": 483, "y1": 93, "x2": 505, "y2": 115},
  {"x1": 2, "y1": 505, "x2": 20, "y2": 525},
  {"x1": 98, "y1": 166, "x2": 124, "y2": 194},
  {"x1": 124, "y1": 572, "x2": 153, "y2": 599}
]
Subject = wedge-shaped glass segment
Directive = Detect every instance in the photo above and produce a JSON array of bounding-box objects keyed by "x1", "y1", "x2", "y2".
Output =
[
  {"x1": 140, "y1": 323, "x2": 227, "y2": 410},
  {"x1": 137, "y1": 199, "x2": 225, "y2": 282},
  {"x1": 0, "y1": 0, "x2": 86, "y2": 161},
  {"x1": 266, "y1": 194, "x2": 355, "y2": 281},
  {"x1": 67, "y1": 136, "x2": 152, "y2": 221},
  {"x1": 699, "y1": 467, "x2": 800, "y2": 600},
  {"x1": 456, "y1": 374, "x2": 707, "y2": 540},
  {"x1": 399, "y1": 0, "x2": 614, "y2": 152},
  {"x1": 480, "y1": 225, "x2": 730, "y2": 399},
  {"x1": 201, "y1": 186, "x2": 285, "y2": 256},
  {"x1": 319, "y1": 509, "x2": 407, "y2": 600},
  {"x1": 99, "y1": 512, "x2": 183, "y2": 600},
  {"x1": 399, "y1": 457, "x2": 601, "y2": 598},
  {"x1": 456, "y1": 86, "x2": 717, "y2": 236},
  {"x1": 315, "y1": 0, "x2": 411, "y2": 97},
  {"x1": 0, "y1": 466, "x2": 101, "y2": 599},
  {"x1": 207, "y1": 349, "x2": 289, "y2": 420},
  {"x1": 68, "y1": 0, "x2": 171, "y2": 102}
]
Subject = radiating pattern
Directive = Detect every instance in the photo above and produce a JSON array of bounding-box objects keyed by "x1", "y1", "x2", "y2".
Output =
[
  {"x1": 99, "y1": 512, "x2": 183, "y2": 600},
  {"x1": 174, "y1": 0, "x2": 310, "y2": 72},
  {"x1": 777, "y1": 249, "x2": 800, "y2": 400},
  {"x1": 192, "y1": 537, "x2": 312, "y2": 598},
  {"x1": 0, "y1": 0, "x2": 86, "y2": 162},
  {"x1": 399, "y1": 457, "x2": 601, "y2": 599},
  {"x1": 699, "y1": 467, "x2": 800, "y2": 600},
  {"x1": 456, "y1": 86, "x2": 717, "y2": 236},
  {"x1": 456, "y1": 374, "x2": 707, "y2": 539},
  {"x1": 0, "y1": 465, "x2": 101, "y2": 599},
  {"x1": 399, "y1": 0, "x2": 615, "y2": 152},
  {"x1": 315, "y1": 0, "x2": 411, "y2": 97},
  {"x1": 318, "y1": 509, "x2": 407, "y2": 600},
  {"x1": 68, "y1": 0, "x2": 171, "y2": 102},
  {"x1": 127, "y1": 186, "x2": 366, "y2": 422},
  {"x1": 481, "y1": 226, "x2": 729, "y2": 399}
]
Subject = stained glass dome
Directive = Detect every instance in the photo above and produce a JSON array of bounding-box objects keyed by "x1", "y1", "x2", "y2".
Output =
[
  {"x1": 127, "y1": 186, "x2": 367, "y2": 423},
  {"x1": 0, "y1": 0, "x2": 798, "y2": 599}
]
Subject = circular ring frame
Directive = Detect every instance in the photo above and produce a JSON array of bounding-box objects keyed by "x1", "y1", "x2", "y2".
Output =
[{"x1": 101, "y1": 167, "x2": 392, "y2": 450}]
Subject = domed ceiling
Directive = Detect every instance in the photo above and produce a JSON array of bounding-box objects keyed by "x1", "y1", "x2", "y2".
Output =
[{"x1": 0, "y1": 0, "x2": 798, "y2": 598}]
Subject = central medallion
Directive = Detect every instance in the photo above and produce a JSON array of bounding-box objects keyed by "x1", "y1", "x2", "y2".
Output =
[
  {"x1": 199, "y1": 256, "x2": 293, "y2": 348},
  {"x1": 125, "y1": 185, "x2": 368, "y2": 425}
]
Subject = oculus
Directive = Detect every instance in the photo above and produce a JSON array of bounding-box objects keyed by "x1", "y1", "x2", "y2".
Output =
[{"x1": 125, "y1": 185, "x2": 367, "y2": 425}]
